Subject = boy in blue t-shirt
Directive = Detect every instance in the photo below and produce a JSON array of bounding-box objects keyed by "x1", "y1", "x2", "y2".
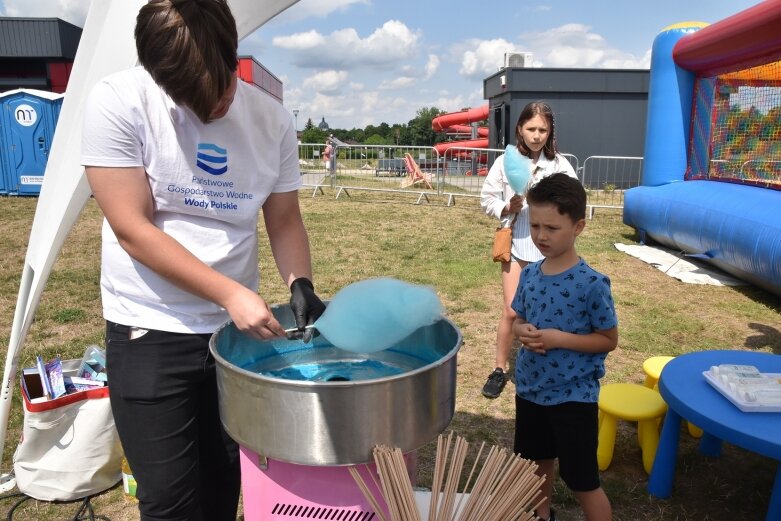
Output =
[{"x1": 511, "y1": 173, "x2": 617, "y2": 521}]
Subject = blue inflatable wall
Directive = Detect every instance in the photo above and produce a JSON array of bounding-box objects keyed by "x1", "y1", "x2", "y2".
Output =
[{"x1": 623, "y1": 23, "x2": 781, "y2": 297}]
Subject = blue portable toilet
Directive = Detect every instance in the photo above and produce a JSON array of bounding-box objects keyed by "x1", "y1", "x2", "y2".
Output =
[
  {"x1": 0, "y1": 89, "x2": 65, "y2": 196},
  {"x1": 0, "y1": 127, "x2": 6, "y2": 195}
]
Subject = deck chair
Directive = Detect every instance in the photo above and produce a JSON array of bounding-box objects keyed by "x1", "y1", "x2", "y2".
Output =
[{"x1": 401, "y1": 153, "x2": 433, "y2": 189}]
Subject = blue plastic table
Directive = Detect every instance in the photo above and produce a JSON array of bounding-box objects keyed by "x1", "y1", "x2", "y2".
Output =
[{"x1": 648, "y1": 350, "x2": 781, "y2": 521}]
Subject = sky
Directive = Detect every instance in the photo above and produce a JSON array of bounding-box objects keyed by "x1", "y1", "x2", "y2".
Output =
[{"x1": 0, "y1": 0, "x2": 764, "y2": 130}]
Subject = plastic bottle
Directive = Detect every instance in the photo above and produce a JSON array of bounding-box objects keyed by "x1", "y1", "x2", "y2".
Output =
[
  {"x1": 121, "y1": 456, "x2": 137, "y2": 497},
  {"x1": 79, "y1": 345, "x2": 108, "y2": 382},
  {"x1": 740, "y1": 388, "x2": 781, "y2": 404},
  {"x1": 726, "y1": 378, "x2": 780, "y2": 389},
  {"x1": 719, "y1": 373, "x2": 769, "y2": 386},
  {"x1": 719, "y1": 373, "x2": 763, "y2": 386},
  {"x1": 710, "y1": 364, "x2": 759, "y2": 376}
]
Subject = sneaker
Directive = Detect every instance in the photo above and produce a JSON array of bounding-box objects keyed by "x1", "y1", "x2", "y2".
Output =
[{"x1": 482, "y1": 368, "x2": 508, "y2": 398}]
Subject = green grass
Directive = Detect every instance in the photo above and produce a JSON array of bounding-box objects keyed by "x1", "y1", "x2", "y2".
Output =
[{"x1": 0, "y1": 191, "x2": 779, "y2": 520}]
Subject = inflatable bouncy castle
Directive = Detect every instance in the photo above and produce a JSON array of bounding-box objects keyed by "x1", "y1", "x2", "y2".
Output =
[{"x1": 623, "y1": 1, "x2": 781, "y2": 296}]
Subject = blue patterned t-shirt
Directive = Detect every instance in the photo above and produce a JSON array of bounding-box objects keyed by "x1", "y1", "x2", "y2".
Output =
[{"x1": 511, "y1": 258, "x2": 617, "y2": 405}]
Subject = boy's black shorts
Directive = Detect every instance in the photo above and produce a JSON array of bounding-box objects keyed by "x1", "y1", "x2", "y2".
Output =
[{"x1": 514, "y1": 395, "x2": 601, "y2": 492}]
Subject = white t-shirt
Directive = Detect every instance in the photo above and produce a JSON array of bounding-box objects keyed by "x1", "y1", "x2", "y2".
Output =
[
  {"x1": 480, "y1": 152, "x2": 577, "y2": 262},
  {"x1": 81, "y1": 67, "x2": 301, "y2": 333}
]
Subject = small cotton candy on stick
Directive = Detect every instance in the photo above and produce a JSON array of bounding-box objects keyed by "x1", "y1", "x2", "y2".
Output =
[{"x1": 503, "y1": 144, "x2": 533, "y2": 194}]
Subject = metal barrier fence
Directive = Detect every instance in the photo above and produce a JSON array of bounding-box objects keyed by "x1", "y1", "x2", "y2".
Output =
[
  {"x1": 580, "y1": 155, "x2": 643, "y2": 216},
  {"x1": 561, "y1": 153, "x2": 579, "y2": 176},
  {"x1": 438, "y1": 146, "x2": 503, "y2": 206},
  {"x1": 299, "y1": 143, "x2": 642, "y2": 212},
  {"x1": 298, "y1": 143, "x2": 439, "y2": 202}
]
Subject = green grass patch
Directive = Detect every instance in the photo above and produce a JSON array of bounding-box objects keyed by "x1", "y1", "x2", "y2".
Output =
[{"x1": 0, "y1": 194, "x2": 779, "y2": 520}]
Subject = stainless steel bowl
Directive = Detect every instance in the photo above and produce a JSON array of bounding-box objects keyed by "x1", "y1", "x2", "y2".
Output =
[{"x1": 209, "y1": 304, "x2": 461, "y2": 466}]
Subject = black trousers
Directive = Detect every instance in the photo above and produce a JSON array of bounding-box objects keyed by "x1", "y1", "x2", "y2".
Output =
[{"x1": 105, "y1": 321, "x2": 240, "y2": 521}]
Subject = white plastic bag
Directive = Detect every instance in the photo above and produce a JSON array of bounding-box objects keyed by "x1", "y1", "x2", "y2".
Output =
[{"x1": 13, "y1": 360, "x2": 122, "y2": 501}]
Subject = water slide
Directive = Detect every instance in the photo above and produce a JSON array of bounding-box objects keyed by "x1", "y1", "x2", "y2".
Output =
[
  {"x1": 432, "y1": 105, "x2": 489, "y2": 155},
  {"x1": 0, "y1": 0, "x2": 303, "y2": 488},
  {"x1": 623, "y1": 0, "x2": 781, "y2": 296}
]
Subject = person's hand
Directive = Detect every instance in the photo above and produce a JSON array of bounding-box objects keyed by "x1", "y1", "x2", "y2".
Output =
[
  {"x1": 507, "y1": 194, "x2": 523, "y2": 214},
  {"x1": 518, "y1": 323, "x2": 546, "y2": 353},
  {"x1": 225, "y1": 288, "x2": 286, "y2": 340},
  {"x1": 289, "y1": 277, "x2": 326, "y2": 342}
]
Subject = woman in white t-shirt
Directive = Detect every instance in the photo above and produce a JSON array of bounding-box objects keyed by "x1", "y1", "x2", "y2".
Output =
[
  {"x1": 81, "y1": 2, "x2": 324, "y2": 520},
  {"x1": 479, "y1": 102, "x2": 578, "y2": 400}
]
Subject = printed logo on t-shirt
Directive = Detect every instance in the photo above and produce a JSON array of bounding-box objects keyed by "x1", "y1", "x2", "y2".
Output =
[
  {"x1": 196, "y1": 143, "x2": 228, "y2": 175},
  {"x1": 165, "y1": 141, "x2": 254, "y2": 213}
]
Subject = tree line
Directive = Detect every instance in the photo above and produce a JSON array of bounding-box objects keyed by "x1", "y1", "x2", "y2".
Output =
[{"x1": 298, "y1": 106, "x2": 465, "y2": 146}]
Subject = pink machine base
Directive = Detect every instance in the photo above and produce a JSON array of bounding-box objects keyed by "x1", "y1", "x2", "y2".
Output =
[{"x1": 240, "y1": 447, "x2": 417, "y2": 520}]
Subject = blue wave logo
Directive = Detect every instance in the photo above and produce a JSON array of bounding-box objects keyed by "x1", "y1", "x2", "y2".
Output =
[{"x1": 196, "y1": 143, "x2": 228, "y2": 175}]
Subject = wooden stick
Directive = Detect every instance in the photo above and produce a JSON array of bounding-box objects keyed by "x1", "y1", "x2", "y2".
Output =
[
  {"x1": 375, "y1": 447, "x2": 402, "y2": 521},
  {"x1": 458, "y1": 446, "x2": 503, "y2": 520},
  {"x1": 469, "y1": 449, "x2": 509, "y2": 521},
  {"x1": 483, "y1": 456, "x2": 544, "y2": 520},
  {"x1": 450, "y1": 441, "x2": 485, "y2": 521},
  {"x1": 437, "y1": 435, "x2": 467, "y2": 521},
  {"x1": 374, "y1": 445, "x2": 422, "y2": 521},
  {"x1": 348, "y1": 465, "x2": 388, "y2": 521},
  {"x1": 370, "y1": 437, "x2": 544, "y2": 521},
  {"x1": 429, "y1": 431, "x2": 453, "y2": 520},
  {"x1": 391, "y1": 447, "x2": 420, "y2": 521}
]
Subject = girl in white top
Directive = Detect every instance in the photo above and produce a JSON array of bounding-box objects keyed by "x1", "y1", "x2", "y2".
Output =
[{"x1": 478, "y1": 101, "x2": 578, "y2": 399}]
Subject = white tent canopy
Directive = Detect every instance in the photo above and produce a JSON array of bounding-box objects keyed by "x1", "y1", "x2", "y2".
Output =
[{"x1": 0, "y1": 0, "x2": 301, "y2": 483}]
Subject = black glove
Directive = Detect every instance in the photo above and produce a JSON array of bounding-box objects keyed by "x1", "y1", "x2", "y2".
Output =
[{"x1": 289, "y1": 277, "x2": 326, "y2": 342}]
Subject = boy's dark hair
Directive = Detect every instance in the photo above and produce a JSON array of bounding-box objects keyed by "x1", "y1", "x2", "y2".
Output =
[
  {"x1": 515, "y1": 101, "x2": 557, "y2": 160},
  {"x1": 526, "y1": 173, "x2": 587, "y2": 221},
  {"x1": 135, "y1": 0, "x2": 238, "y2": 123}
]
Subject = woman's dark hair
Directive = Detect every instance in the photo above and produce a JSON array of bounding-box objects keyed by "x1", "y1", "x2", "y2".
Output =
[
  {"x1": 526, "y1": 173, "x2": 586, "y2": 222},
  {"x1": 135, "y1": 0, "x2": 238, "y2": 123},
  {"x1": 515, "y1": 101, "x2": 557, "y2": 160}
]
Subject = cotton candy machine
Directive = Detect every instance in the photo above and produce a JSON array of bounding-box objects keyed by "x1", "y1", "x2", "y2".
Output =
[{"x1": 210, "y1": 303, "x2": 461, "y2": 520}]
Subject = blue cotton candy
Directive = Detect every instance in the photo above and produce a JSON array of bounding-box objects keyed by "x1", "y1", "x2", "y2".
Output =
[
  {"x1": 504, "y1": 145, "x2": 533, "y2": 194},
  {"x1": 313, "y1": 277, "x2": 444, "y2": 353}
]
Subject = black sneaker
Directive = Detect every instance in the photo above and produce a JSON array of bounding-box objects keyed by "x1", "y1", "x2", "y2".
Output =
[
  {"x1": 534, "y1": 508, "x2": 556, "y2": 521},
  {"x1": 482, "y1": 368, "x2": 508, "y2": 398}
]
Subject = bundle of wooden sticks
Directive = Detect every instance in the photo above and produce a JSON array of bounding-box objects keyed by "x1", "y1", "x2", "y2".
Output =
[{"x1": 349, "y1": 432, "x2": 546, "y2": 521}]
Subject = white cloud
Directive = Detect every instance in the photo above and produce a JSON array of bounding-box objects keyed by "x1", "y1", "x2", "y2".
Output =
[
  {"x1": 287, "y1": 82, "x2": 476, "y2": 130},
  {"x1": 429, "y1": 93, "x2": 470, "y2": 114},
  {"x1": 269, "y1": 0, "x2": 369, "y2": 24},
  {"x1": 273, "y1": 20, "x2": 420, "y2": 69},
  {"x1": 290, "y1": 90, "x2": 399, "y2": 130},
  {"x1": 454, "y1": 23, "x2": 650, "y2": 80},
  {"x1": 379, "y1": 77, "x2": 415, "y2": 90},
  {"x1": 305, "y1": 92, "x2": 346, "y2": 126},
  {"x1": 272, "y1": 29, "x2": 326, "y2": 50},
  {"x1": 1, "y1": 0, "x2": 89, "y2": 25},
  {"x1": 302, "y1": 70, "x2": 348, "y2": 93},
  {"x1": 459, "y1": 38, "x2": 514, "y2": 78},
  {"x1": 521, "y1": 24, "x2": 650, "y2": 68},
  {"x1": 424, "y1": 54, "x2": 439, "y2": 80}
]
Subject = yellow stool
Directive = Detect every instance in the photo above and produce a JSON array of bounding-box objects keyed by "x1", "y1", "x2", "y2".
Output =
[
  {"x1": 598, "y1": 383, "x2": 667, "y2": 474},
  {"x1": 642, "y1": 356, "x2": 675, "y2": 389},
  {"x1": 642, "y1": 356, "x2": 703, "y2": 438}
]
